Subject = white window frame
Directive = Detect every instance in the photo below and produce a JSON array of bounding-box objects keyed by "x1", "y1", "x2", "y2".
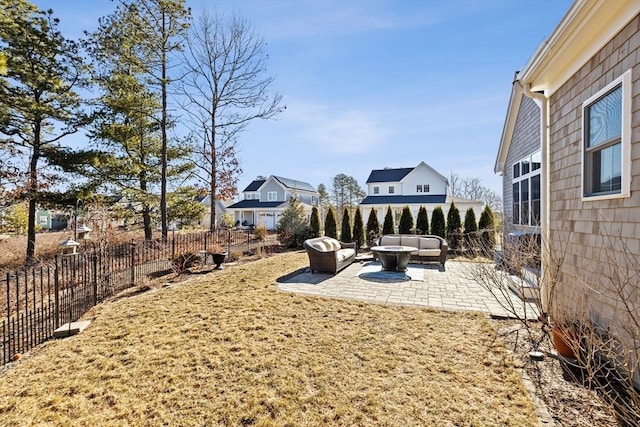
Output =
[
  {"x1": 581, "y1": 69, "x2": 631, "y2": 201},
  {"x1": 512, "y1": 151, "x2": 541, "y2": 226},
  {"x1": 373, "y1": 186, "x2": 379, "y2": 195},
  {"x1": 424, "y1": 184, "x2": 430, "y2": 193},
  {"x1": 388, "y1": 186, "x2": 395, "y2": 194},
  {"x1": 267, "y1": 191, "x2": 277, "y2": 201},
  {"x1": 416, "y1": 185, "x2": 422, "y2": 193}
]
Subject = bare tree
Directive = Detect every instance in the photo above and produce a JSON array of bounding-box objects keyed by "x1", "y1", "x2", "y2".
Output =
[
  {"x1": 449, "y1": 172, "x2": 501, "y2": 212},
  {"x1": 179, "y1": 11, "x2": 283, "y2": 231}
]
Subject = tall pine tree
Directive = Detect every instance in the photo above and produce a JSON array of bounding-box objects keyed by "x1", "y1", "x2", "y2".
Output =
[
  {"x1": 352, "y1": 207, "x2": 365, "y2": 248},
  {"x1": 398, "y1": 205, "x2": 414, "y2": 234},
  {"x1": 324, "y1": 207, "x2": 337, "y2": 238},
  {"x1": 341, "y1": 207, "x2": 352, "y2": 242},
  {"x1": 382, "y1": 205, "x2": 395, "y2": 235},
  {"x1": 416, "y1": 205, "x2": 429, "y2": 235},
  {"x1": 0, "y1": 1, "x2": 90, "y2": 260},
  {"x1": 431, "y1": 206, "x2": 446, "y2": 238},
  {"x1": 366, "y1": 208, "x2": 380, "y2": 245}
]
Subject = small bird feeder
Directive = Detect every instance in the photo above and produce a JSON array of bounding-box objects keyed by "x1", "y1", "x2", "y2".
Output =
[
  {"x1": 76, "y1": 224, "x2": 92, "y2": 241},
  {"x1": 59, "y1": 237, "x2": 80, "y2": 255}
]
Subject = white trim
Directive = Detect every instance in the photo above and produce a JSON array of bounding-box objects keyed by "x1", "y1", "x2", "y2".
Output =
[{"x1": 581, "y1": 69, "x2": 632, "y2": 201}]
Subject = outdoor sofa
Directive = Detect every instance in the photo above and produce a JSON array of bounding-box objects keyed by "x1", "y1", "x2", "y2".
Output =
[
  {"x1": 376, "y1": 234, "x2": 448, "y2": 266},
  {"x1": 303, "y1": 236, "x2": 357, "y2": 275}
]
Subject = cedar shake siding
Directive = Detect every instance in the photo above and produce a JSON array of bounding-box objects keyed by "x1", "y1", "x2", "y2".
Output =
[
  {"x1": 502, "y1": 96, "x2": 541, "y2": 229},
  {"x1": 547, "y1": 14, "x2": 640, "y2": 331}
]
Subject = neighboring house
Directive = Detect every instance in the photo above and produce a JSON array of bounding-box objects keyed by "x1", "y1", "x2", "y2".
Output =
[
  {"x1": 359, "y1": 161, "x2": 484, "y2": 230},
  {"x1": 496, "y1": 0, "x2": 639, "y2": 380},
  {"x1": 35, "y1": 209, "x2": 68, "y2": 231},
  {"x1": 226, "y1": 176, "x2": 319, "y2": 230}
]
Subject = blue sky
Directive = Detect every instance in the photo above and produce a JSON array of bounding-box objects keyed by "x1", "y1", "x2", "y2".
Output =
[{"x1": 34, "y1": 0, "x2": 572, "y2": 198}]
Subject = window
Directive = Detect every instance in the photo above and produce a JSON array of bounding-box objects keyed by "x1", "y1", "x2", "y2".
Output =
[
  {"x1": 512, "y1": 151, "x2": 540, "y2": 226},
  {"x1": 267, "y1": 191, "x2": 277, "y2": 201},
  {"x1": 388, "y1": 186, "x2": 395, "y2": 194},
  {"x1": 582, "y1": 70, "x2": 631, "y2": 199},
  {"x1": 373, "y1": 186, "x2": 379, "y2": 195},
  {"x1": 416, "y1": 184, "x2": 429, "y2": 193},
  {"x1": 416, "y1": 185, "x2": 422, "y2": 192},
  {"x1": 424, "y1": 184, "x2": 430, "y2": 193}
]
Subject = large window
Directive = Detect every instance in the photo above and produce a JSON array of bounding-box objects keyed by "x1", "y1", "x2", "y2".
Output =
[
  {"x1": 582, "y1": 70, "x2": 631, "y2": 199},
  {"x1": 512, "y1": 151, "x2": 541, "y2": 226},
  {"x1": 267, "y1": 191, "x2": 277, "y2": 201}
]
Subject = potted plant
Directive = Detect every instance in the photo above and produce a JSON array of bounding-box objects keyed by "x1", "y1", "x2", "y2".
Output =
[{"x1": 208, "y1": 243, "x2": 227, "y2": 269}]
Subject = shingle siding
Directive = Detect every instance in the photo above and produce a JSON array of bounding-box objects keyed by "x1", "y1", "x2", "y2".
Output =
[
  {"x1": 502, "y1": 95, "x2": 541, "y2": 228},
  {"x1": 548, "y1": 14, "x2": 640, "y2": 330}
]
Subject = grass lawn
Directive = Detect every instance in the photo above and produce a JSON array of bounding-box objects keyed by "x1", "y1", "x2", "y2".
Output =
[{"x1": 0, "y1": 251, "x2": 537, "y2": 426}]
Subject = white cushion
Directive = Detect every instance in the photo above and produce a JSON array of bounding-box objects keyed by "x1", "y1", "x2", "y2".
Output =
[
  {"x1": 420, "y1": 238, "x2": 440, "y2": 249},
  {"x1": 418, "y1": 249, "x2": 441, "y2": 257},
  {"x1": 336, "y1": 248, "x2": 355, "y2": 261},
  {"x1": 380, "y1": 236, "x2": 401, "y2": 246},
  {"x1": 311, "y1": 241, "x2": 328, "y2": 251},
  {"x1": 325, "y1": 238, "x2": 341, "y2": 251},
  {"x1": 401, "y1": 236, "x2": 420, "y2": 249}
]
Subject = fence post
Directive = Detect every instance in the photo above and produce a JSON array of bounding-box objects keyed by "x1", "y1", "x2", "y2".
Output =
[
  {"x1": 130, "y1": 240, "x2": 136, "y2": 286},
  {"x1": 204, "y1": 231, "x2": 208, "y2": 252},
  {"x1": 54, "y1": 255, "x2": 60, "y2": 328},
  {"x1": 92, "y1": 251, "x2": 98, "y2": 306},
  {"x1": 171, "y1": 233, "x2": 176, "y2": 261}
]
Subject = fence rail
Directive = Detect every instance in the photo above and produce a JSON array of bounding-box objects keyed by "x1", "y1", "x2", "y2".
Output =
[{"x1": 1, "y1": 229, "x2": 275, "y2": 366}]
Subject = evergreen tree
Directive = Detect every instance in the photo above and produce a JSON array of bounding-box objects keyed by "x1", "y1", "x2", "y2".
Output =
[
  {"x1": 431, "y1": 206, "x2": 446, "y2": 238},
  {"x1": 0, "y1": 1, "x2": 90, "y2": 260},
  {"x1": 478, "y1": 205, "x2": 496, "y2": 255},
  {"x1": 341, "y1": 207, "x2": 352, "y2": 242},
  {"x1": 324, "y1": 207, "x2": 337, "y2": 238},
  {"x1": 416, "y1": 205, "x2": 429, "y2": 235},
  {"x1": 310, "y1": 206, "x2": 320, "y2": 238},
  {"x1": 352, "y1": 207, "x2": 365, "y2": 248},
  {"x1": 276, "y1": 197, "x2": 311, "y2": 248},
  {"x1": 365, "y1": 208, "x2": 380, "y2": 245},
  {"x1": 463, "y1": 207, "x2": 478, "y2": 254},
  {"x1": 398, "y1": 205, "x2": 414, "y2": 234},
  {"x1": 382, "y1": 205, "x2": 395, "y2": 235},
  {"x1": 446, "y1": 201, "x2": 462, "y2": 251}
]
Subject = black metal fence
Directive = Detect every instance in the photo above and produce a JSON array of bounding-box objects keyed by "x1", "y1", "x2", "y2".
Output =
[{"x1": 1, "y1": 229, "x2": 276, "y2": 366}]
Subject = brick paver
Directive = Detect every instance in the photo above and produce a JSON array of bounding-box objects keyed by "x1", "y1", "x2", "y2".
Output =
[{"x1": 277, "y1": 260, "x2": 539, "y2": 319}]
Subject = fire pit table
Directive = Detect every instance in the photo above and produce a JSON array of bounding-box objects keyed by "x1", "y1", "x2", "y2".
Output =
[{"x1": 370, "y1": 245, "x2": 418, "y2": 272}]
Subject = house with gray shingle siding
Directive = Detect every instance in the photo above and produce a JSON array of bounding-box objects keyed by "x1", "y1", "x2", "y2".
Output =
[{"x1": 497, "y1": 0, "x2": 640, "y2": 387}]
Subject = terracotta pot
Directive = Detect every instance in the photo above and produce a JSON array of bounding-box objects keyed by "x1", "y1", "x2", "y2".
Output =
[{"x1": 552, "y1": 327, "x2": 575, "y2": 358}]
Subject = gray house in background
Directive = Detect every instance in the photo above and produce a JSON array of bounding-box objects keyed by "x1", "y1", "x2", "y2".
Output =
[{"x1": 227, "y1": 176, "x2": 319, "y2": 230}]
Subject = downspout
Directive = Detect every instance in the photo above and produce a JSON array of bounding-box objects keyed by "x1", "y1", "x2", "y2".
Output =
[{"x1": 518, "y1": 81, "x2": 551, "y2": 315}]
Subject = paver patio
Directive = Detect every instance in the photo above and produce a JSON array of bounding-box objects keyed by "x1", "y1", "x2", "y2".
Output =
[{"x1": 278, "y1": 259, "x2": 539, "y2": 319}]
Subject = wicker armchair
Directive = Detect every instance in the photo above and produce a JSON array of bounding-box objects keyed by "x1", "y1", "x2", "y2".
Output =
[{"x1": 304, "y1": 237, "x2": 357, "y2": 275}]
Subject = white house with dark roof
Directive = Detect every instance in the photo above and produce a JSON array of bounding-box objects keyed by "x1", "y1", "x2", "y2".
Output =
[
  {"x1": 360, "y1": 161, "x2": 483, "y2": 230},
  {"x1": 227, "y1": 175, "x2": 319, "y2": 230}
]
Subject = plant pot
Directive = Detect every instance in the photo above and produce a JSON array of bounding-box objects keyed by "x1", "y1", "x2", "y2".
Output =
[
  {"x1": 212, "y1": 252, "x2": 226, "y2": 270},
  {"x1": 552, "y1": 327, "x2": 575, "y2": 358}
]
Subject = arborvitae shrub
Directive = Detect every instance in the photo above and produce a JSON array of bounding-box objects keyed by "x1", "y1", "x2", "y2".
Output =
[
  {"x1": 324, "y1": 207, "x2": 337, "y2": 238},
  {"x1": 431, "y1": 206, "x2": 446, "y2": 238},
  {"x1": 352, "y1": 207, "x2": 365, "y2": 248},
  {"x1": 310, "y1": 206, "x2": 320, "y2": 238},
  {"x1": 478, "y1": 205, "x2": 496, "y2": 255},
  {"x1": 366, "y1": 208, "x2": 380, "y2": 246},
  {"x1": 463, "y1": 207, "x2": 478, "y2": 255},
  {"x1": 382, "y1": 205, "x2": 395, "y2": 235},
  {"x1": 341, "y1": 208, "x2": 352, "y2": 242},
  {"x1": 416, "y1": 205, "x2": 429, "y2": 235},
  {"x1": 446, "y1": 201, "x2": 462, "y2": 251},
  {"x1": 398, "y1": 205, "x2": 413, "y2": 234}
]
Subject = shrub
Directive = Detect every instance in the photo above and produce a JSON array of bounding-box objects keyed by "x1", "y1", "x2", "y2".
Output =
[
  {"x1": 478, "y1": 205, "x2": 496, "y2": 255},
  {"x1": 431, "y1": 206, "x2": 446, "y2": 239},
  {"x1": 446, "y1": 202, "x2": 462, "y2": 251},
  {"x1": 463, "y1": 207, "x2": 478, "y2": 255},
  {"x1": 416, "y1": 205, "x2": 429, "y2": 235},
  {"x1": 171, "y1": 252, "x2": 201, "y2": 274},
  {"x1": 382, "y1": 205, "x2": 395, "y2": 235},
  {"x1": 324, "y1": 207, "x2": 337, "y2": 238},
  {"x1": 365, "y1": 208, "x2": 380, "y2": 246},
  {"x1": 352, "y1": 207, "x2": 365, "y2": 248},
  {"x1": 253, "y1": 224, "x2": 268, "y2": 241},
  {"x1": 277, "y1": 197, "x2": 312, "y2": 249},
  {"x1": 341, "y1": 208, "x2": 352, "y2": 242},
  {"x1": 310, "y1": 206, "x2": 320, "y2": 238},
  {"x1": 398, "y1": 205, "x2": 413, "y2": 234}
]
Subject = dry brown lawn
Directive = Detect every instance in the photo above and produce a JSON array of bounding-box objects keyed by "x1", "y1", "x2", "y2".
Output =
[{"x1": 0, "y1": 251, "x2": 538, "y2": 426}]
